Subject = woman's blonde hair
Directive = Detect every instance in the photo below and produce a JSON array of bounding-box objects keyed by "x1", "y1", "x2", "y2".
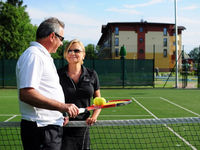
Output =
[{"x1": 63, "y1": 39, "x2": 85, "y2": 64}]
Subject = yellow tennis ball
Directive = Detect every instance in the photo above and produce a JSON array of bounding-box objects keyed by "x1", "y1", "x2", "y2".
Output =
[{"x1": 93, "y1": 97, "x2": 106, "y2": 106}]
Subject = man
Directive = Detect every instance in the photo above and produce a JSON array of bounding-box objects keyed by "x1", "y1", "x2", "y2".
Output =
[{"x1": 16, "y1": 17, "x2": 79, "y2": 150}]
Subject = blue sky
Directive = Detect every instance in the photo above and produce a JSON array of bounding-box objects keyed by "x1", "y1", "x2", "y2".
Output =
[{"x1": 11, "y1": 0, "x2": 200, "y2": 52}]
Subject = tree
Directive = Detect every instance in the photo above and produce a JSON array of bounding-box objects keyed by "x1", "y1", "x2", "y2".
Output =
[
  {"x1": 0, "y1": 1, "x2": 37, "y2": 59},
  {"x1": 51, "y1": 40, "x2": 69, "y2": 59},
  {"x1": 85, "y1": 44, "x2": 94, "y2": 59},
  {"x1": 188, "y1": 47, "x2": 200, "y2": 63},
  {"x1": 120, "y1": 45, "x2": 127, "y2": 57},
  {"x1": 85, "y1": 44, "x2": 99, "y2": 59},
  {"x1": 6, "y1": 0, "x2": 23, "y2": 7}
]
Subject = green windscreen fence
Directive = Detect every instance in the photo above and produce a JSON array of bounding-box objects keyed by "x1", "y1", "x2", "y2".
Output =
[
  {"x1": 0, "y1": 59, "x2": 17, "y2": 87},
  {"x1": 55, "y1": 59, "x2": 154, "y2": 87},
  {"x1": 85, "y1": 59, "x2": 154, "y2": 87},
  {"x1": 1, "y1": 59, "x2": 154, "y2": 88}
]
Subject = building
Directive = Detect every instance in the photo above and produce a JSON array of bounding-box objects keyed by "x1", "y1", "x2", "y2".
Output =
[{"x1": 97, "y1": 20, "x2": 186, "y2": 71}]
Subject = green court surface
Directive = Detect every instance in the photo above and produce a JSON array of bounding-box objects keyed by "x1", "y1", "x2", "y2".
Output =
[{"x1": 0, "y1": 88, "x2": 200, "y2": 121}]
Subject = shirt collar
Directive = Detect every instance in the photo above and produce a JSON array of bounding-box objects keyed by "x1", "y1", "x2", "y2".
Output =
[
  {"x1": 81, "y1": 65, "x2": 88, "y2": 77},
  {"x1": 30, "y1": 41, "x2": 51, "y2": 57}
]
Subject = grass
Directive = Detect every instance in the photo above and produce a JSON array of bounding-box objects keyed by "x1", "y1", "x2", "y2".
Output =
[{"x1": 0, "y1": 88, "x2": 200, "y2": 149}]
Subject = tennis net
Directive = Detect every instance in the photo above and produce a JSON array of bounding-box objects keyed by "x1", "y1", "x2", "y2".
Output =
[{"x1": 0, "y1": 117, "x2": 200, "y2": 150}]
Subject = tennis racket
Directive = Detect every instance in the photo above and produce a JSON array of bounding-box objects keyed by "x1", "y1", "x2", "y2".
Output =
[{"x1": 79, "y1": 99, "x2": 132, "y2": 114}]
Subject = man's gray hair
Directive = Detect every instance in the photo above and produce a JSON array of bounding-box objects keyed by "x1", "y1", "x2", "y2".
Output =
[{"x1": 36, "y1": 17, "x2": 65, "y2": 40}]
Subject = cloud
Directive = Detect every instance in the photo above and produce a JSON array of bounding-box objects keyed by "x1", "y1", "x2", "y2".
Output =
[
  {"x1": 105, "y1": 0, "x2": 164, "y2": 15},
  {"x1": 176, "y1": 17, "x2": 200, "y2": 51},
  {"x1": 180, "y1": 5, "x2": 198, "y2": 11},
  {"x1": 179, "y1": 17, "x2": 200, "y2": 25},
  {"x1": 106, "y1": 8, "x2": 140, "y2": 15},
  {"x1": 27, "y1": 8, "x2": 101, "y2": 27},
  {"x1": 145, "y1": 16, "x2": 174, "y2": 24},
  {"x1": 26, "y1": 7, "x2": 53, "y2": 26},
  {"x1": 123, "y1": 0, "x2": 164, "y2": 9},
  {"x1": 26, "y1": 7, "x2": 102, "y2": 45},
  {"x1": 65, "y1": 25, "x2": 102, "y2": 45}
]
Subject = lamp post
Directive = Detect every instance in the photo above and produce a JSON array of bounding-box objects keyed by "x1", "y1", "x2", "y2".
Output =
[
  {"x1": 174, "y1": 0, "x2": 179, "y2": 88},
  {"x1": 198, "y1": 46, "x2": 200, "y2": 88}
]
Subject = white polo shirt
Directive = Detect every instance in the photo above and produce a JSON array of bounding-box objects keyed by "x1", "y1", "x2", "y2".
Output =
[{"x1": 16, "y1": 42, "x2": 65, "y2": 127}]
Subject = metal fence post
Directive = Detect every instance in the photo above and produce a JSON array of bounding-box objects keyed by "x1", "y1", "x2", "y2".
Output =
[{"x1": 198, "y1": 46, "x2": 200, "y2": 88}]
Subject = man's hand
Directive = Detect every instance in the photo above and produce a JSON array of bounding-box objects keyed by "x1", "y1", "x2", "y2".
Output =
[{"x1": 63, "y1": 104, "x2": 79, "y2": 118}]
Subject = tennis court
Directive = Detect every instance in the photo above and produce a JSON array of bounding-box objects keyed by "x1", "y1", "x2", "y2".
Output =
[{"x1": 0, "y1": 89, "x2": 200, "y2": 149}]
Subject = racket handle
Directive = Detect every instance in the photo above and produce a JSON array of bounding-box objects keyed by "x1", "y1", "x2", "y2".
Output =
[
  {"x1": 63, "y1": 112, "x2": 68, "y2": 117},
  {"x1": 64, "y1": 108, "x2": 86, "y2": 116},
  {"x1": 79, "y1": 108, "x2": 86, "y2": 114}
]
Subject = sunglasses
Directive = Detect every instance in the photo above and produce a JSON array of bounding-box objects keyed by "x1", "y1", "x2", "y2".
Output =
[
  {"x1": 55, "y1": 32, "x2": 64, "y2": 42},
  {"x1": 68, "y1": 49, "x2": 83, "y2": 53}
]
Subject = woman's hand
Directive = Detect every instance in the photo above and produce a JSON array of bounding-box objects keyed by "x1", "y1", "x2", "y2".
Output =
[{"x1": 86, "y1": 117, "x2": 97, "y2": 126}]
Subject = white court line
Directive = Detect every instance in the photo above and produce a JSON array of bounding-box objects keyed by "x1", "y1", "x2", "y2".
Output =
[
  {"x1": 131, "y1": 97, "x2": 158, "y2": 118},
  {"x1": 132, "y1": 97, "x2": 197, "y2": 150},
  {"x1": 100, "y1": 115, "x2": 151, "y2": 117},
  {"x1": 103, "y1": 97, "x2": 159, "y2": 99},
  {"x1": 160, "y1": 97, "x2": 200, "y2": 117},
  {"x1": 0, "y1": 114, "x2": 21, "y2": 116},
  {"x1": 4, "y1": 115, "x2": 18, "y2": 122},
  {"x1": 134, "y1": 97, "x2": 160, "y2": 99}
]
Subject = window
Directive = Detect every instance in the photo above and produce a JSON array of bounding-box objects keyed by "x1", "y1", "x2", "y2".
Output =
[
  {"x1": 115, "y1": 38, "x2": 119, "y2": 46},
  {"x1": 139, "y1": 38, "x2": 143, "y2": 43},
  {"x1": 163, "y1": 49, "x2": 167, "y2": 57},
  {"x1": 163, "y1": 28, "x2": 167, "y2": 36},
  {"x1": 139, "y1": 27, "x2": 143, "y2": 32},
  {"x1": 115, "y1": 48, "x2": 119, "y2": 57},
  {"x1": 139, "y1": 49, "x2": 144, "y2": 54},
  {"x1": 163, "y1": 38, "x2": 167, "y2": 47},
  {"x1": 115, "y1": 27, "x2": 119, "y2": 35}
]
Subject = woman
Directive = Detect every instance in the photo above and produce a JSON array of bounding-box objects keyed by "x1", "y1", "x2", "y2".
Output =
[{"x1": 58, "y1": 39, "x2": 101, "y2": 150}]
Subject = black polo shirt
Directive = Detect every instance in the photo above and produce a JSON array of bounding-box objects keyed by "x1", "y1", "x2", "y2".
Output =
[{"x1": 57, "y1": 65, "x2": 100, "y2": 121}]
